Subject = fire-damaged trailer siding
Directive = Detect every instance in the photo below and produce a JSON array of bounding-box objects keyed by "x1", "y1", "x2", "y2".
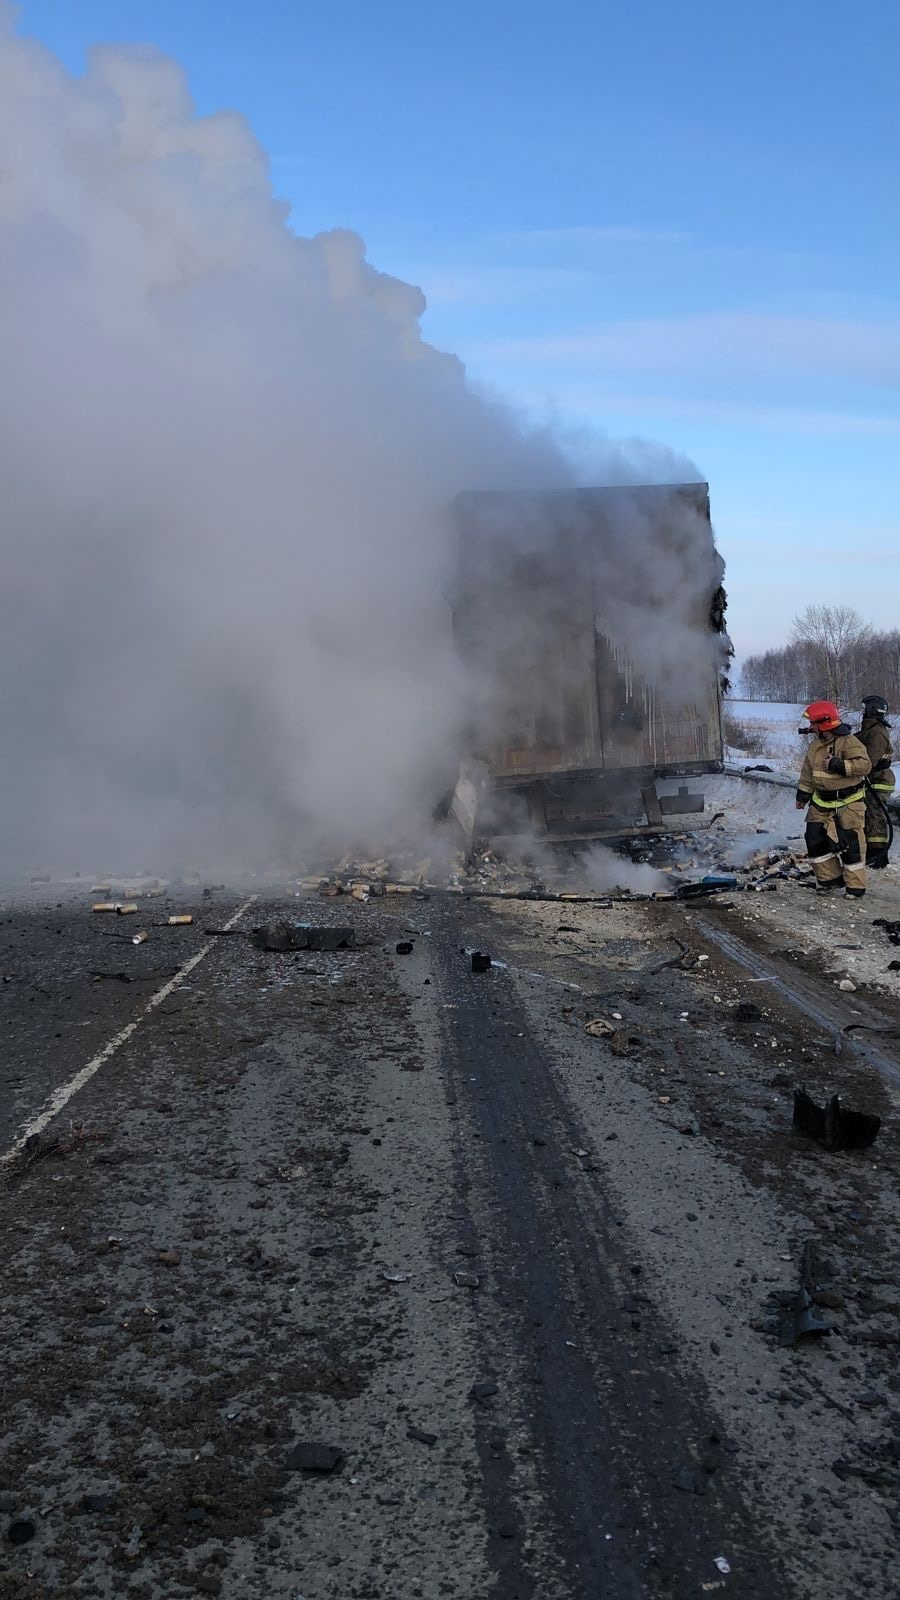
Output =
[{"x1": 452, "y1": 483, "x2": 726, "y2": 836}]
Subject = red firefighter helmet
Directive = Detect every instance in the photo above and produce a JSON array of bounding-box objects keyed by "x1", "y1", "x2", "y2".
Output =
[{"x1": 803, "y1": 700, "x2": 841, "y2": 732}]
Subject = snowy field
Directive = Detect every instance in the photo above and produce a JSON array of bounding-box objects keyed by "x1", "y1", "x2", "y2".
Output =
[{"x1": 722, "y1": 699, "x2": 808, "y2": 775}]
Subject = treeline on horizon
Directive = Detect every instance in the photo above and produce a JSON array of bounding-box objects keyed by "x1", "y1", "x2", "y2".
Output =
[{"x1": 739, "y1": 606, "x2": 900, "y2": 710}]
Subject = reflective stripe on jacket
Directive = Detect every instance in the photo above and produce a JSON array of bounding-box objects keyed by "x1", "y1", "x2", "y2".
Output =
[
  {"x1": 797, "y1": 725, "x2": 871, "y2": 805},
  {"x1": 812, "y1": 786, "x2": 865, "y2": 809}
]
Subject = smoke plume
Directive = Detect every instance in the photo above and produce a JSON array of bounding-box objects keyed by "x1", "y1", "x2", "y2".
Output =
[
  {"x1": 581, "y1": 845, "x2": 667, "y2": 895},
  {"x1": 0, "y1": 9, "x2": 720, "y2": 875}
]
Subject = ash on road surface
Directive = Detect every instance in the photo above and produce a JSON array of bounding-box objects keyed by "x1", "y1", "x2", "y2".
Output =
[{"x1": 1, "y1": 879, "x2": 898, "y2": 1600}]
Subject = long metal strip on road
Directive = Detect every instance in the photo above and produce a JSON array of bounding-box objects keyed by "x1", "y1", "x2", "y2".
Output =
[{"x1": 0, "y1": 895, "x2": 257, "y2": 1164}]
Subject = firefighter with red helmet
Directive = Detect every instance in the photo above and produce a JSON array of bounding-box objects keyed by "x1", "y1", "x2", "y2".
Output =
[{"x1": 796, "y1": 701, "x2": 872, "y2": 895}]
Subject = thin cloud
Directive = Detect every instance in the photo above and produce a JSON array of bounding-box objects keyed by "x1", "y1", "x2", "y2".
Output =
[
  {"x1": 493, "y1": 229, "x2": 818, "y2": 277},
  {"x1": 478, "y1": 312, "x2": 900, "y2": 389},
  {"x1": 422, "y1": 263, "x2": 593, "y2": 308},
  {"x1": 506, "y1": 224, "x2": 691, "y2": 247},
  {"x1": 513, "y1": 387, "x2": 900, "y2": 437}
]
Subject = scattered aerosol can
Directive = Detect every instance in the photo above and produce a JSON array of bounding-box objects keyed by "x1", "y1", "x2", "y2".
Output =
[{"x1": 167, "y1": 914, "x2": 193, "y2": 926}]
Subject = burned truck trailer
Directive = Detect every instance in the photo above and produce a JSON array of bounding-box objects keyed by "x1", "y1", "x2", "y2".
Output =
[{"x1": 450, "y1": 483, "x2": 727, "y2": 841}]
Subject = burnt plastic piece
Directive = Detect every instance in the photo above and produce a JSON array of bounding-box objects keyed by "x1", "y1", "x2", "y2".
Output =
[
  {"x1": 793, "y1": 1089, "x2": 881, "y2": 1151},
  {"x1": 779, "y1": 1287, "x2": 832, "y2": 1347},
  {"x1": 395, "y1": 941, "x2": 414, "y2": 955},
  {"x1": 471, "y1": 951, "x2": 492, "y2": 972},
  {"x1": 675, "y1": 873, "x2": 738, "y2": 899},
  {"x1": 285, "y1": 1441, "x2": 345, "y2": 1473},
  {"x1": 7, "y1": 1520, "x2": 36, "y2": 1545}
]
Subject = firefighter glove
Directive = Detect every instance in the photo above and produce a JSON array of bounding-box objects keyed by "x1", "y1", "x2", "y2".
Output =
[
  {"x1": 795, "y1": 790, "x2": 809, "y2": 808},
  {"x1": 827, "y1": 756, "x2": 846, "y2": 775}
]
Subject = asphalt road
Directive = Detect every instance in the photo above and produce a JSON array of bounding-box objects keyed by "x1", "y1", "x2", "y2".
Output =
[{"x1": 2, "y1": 882, "x2": 898, "y2": 1600}]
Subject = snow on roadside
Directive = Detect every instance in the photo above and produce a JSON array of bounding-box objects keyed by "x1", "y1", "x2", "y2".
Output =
[
  {"x1": 704, "y1": 774, "x2": 801, "y2": 849},
  {"x1": 723, "y1": 700, "x2": 808, "y2": 777},
  {"x1": 695, "y1": 775, "x2": 900, "y2": 996}
]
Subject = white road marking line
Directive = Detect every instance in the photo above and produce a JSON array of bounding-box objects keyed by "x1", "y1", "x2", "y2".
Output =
[{"x1": 1, "y1": 895, "x2": 257, "y2": 1165}]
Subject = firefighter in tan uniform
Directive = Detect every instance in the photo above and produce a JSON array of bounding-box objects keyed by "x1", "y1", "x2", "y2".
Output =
[
  {"x1": 796, "y1": 700, "x2": 871, "y2": 896},
  {"x1": 858, "y1": 694, "x2": 895, "y2": 868}
]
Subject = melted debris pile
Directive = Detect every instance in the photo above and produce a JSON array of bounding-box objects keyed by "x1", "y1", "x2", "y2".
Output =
[
  {"x1": 738, "y1": 846, "x2": 813, "y2": 893},
  {"x1": 295, "y1": 848, "x2": 545, "y2": 903}
]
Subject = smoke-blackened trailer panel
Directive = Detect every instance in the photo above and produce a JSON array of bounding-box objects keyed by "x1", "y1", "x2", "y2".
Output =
[{"x1": 452, "y1": 484, "x2": 726, "y2": 834}]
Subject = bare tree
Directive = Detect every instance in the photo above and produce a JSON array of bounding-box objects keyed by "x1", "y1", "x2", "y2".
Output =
[
  {"x1": 741, "y1": 624, "x2": 900, "y2": 710},
  {"x1": 790, "y1": 605, "x2": 873, "y2": 707}
]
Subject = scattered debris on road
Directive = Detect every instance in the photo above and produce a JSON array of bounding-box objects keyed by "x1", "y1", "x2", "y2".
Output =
[
  {"x1": 4, "y1": 856, "x2": 900, "y2": 1598},
  {"x1": 675, "y1": 874, "x2": 738, "y2": 899},
  {"x1": 766, "y1": 1239, "x2": 845, "y2": 1347},
  {"x1": 167, "y1": 914, "x2": 193, "y2": 926},
  {"x1": 471, "y1": 950, "x2": 492, "y2": 972},
  {"x1": 285, "y1": 1442, "x2": 345, "y2": 1474},
  {"x1": 407, "y1": 1426, "x2": 438, "y2": 1446},
  {"x1": 793, "y1": 1088, "x2": 881, "y2": 1151},
  {"x1": 7, "y1": 1517, "x2": 36, "y2": 1545},
  {"x1": 20, "y1": 1124, "x2": 107, "y2": 1165},
  {"x1": 800, "y1": 1239, "x2": 844, "y2": 1309},
  {"x1": 739, "y1": 847, "x2": 813, "y2": 892},
  {"x1": 872, "y1": 918, "x2": 900, "y2": 945},
  {"x1": 774, "y1": 1286, "x2": 833, "y2": 1347}
]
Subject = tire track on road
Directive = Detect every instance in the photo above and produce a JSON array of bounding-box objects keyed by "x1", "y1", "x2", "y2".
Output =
[{"x1": 435, "y1": 903, "x2": 783, "y2": 1600}]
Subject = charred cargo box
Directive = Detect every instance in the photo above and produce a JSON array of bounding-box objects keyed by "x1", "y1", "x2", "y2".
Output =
[{"x1": 451, "y1": 483, "x2": 727, "y2": 840}]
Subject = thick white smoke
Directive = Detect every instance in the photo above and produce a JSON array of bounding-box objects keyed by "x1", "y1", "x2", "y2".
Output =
[
  {"x1": 581, "y1": 844, "x2": 667, "y2": 895},
  {"x1": 0, "y1": 9, "x2": 718, "y2": 875}
]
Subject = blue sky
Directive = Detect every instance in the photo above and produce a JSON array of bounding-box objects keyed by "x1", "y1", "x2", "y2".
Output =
[{"x1": 17, "y1": 0, "x2": 900, "y2": 664}]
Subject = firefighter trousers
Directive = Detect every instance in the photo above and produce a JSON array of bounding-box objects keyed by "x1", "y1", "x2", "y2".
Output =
[
  {"x1": 805, "y1": 798, "x2": 867, "y2": 895},
  {"x1": 865, "y1": 775, "x2": 895, "y2": 869}
]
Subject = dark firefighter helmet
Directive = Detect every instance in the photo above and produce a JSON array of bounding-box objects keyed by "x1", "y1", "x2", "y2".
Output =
[{"x1": 862, "y1": 693, "x2": 889, "y2": 716}]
